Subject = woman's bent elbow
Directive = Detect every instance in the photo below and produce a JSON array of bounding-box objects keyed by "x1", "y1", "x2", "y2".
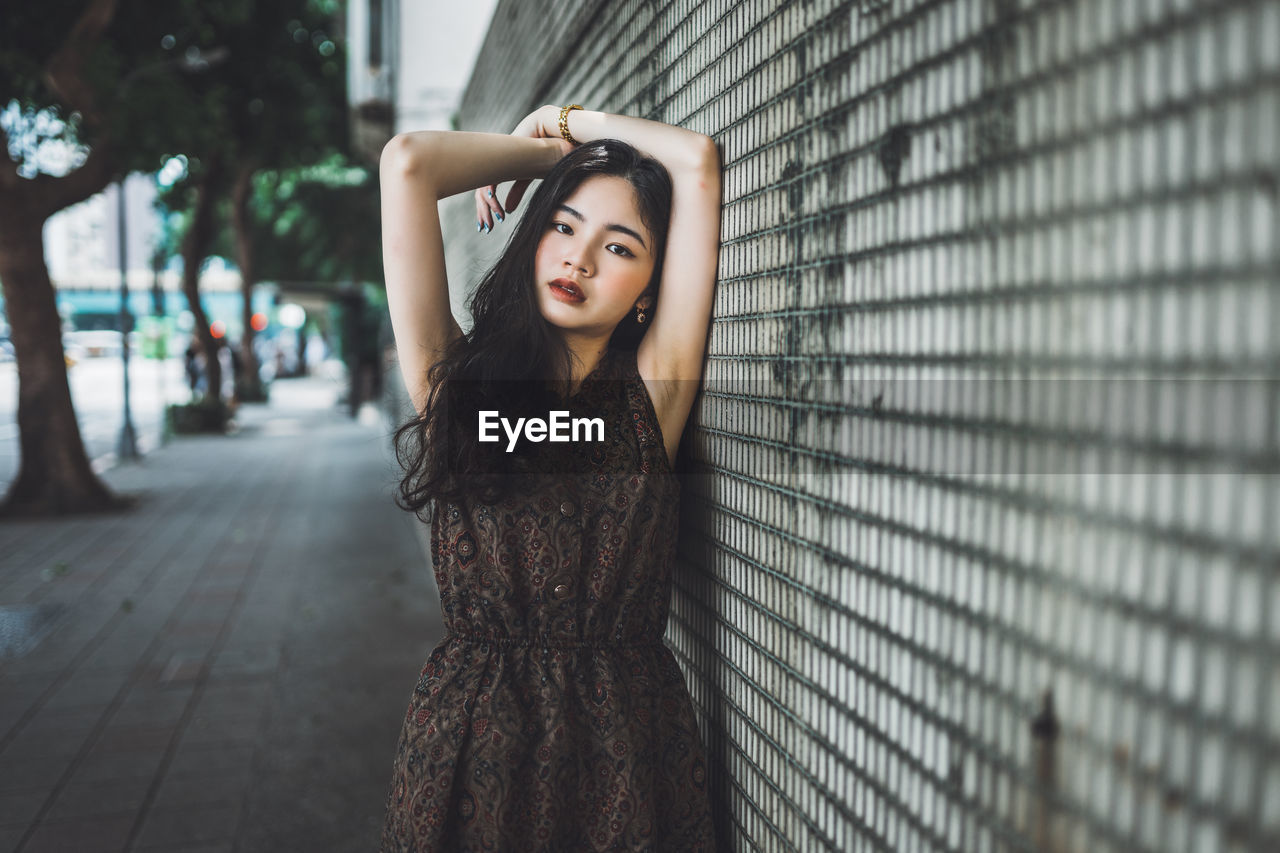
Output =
[
  {"x1": 693, "y1": 134, "x2": 719, "y2": 171},
  {"x1": 380, "y1": 135, "x2": 410, "y2": 169},
  {"x1": 380, "y1": 133, "x2": 435, "y2": 175}
]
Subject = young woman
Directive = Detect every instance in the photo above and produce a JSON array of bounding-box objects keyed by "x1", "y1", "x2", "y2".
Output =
[{"x1": 377, "y1": 103, "x2": 721, "y2": 851}]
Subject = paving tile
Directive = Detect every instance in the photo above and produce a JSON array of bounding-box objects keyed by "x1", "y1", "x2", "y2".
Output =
[
  {"x1": 0, "y1": 827, "x2": 29, "y2": 852},
  {"x1": 0, "y1": 713, "x2": 101, "y2": 768},
  {"x1": 20, "y1": 814, "x2": 134, "y2": 853},
  {"x1": 81, "y1": 636, "x2": 154, "y2": 670},
  {"x1": 131, "y1": 803, "x2": 240, "y2": 850},
  {"x1": 0, "y1": 378, "x2": 433, "y2": 851},
  {"x1": 0, "y1": 731, "x2": 87, "y2": 760},
  {"x1": 90, "y1": 722, "x2": 177, "y2": 753},
  {"x1": 110, "y1": 687, "x2": 194, "y2": 727},
  {"x1": 39, "y1": 670, "x2": 131, "y2": 713},
  {"x1": 165, "y1": 744, "x2": 256, "y2": 780},
  {"x1": 0, "y1": 673, "x2": 59, "y2": 707},
  {"x1": 150, "y1": 654, "x2": 207, "y2": 687},
  {"x1": 190, "y1": 587, "x2": 242, "y2": 602},
  {"x1": 146, "y1": 644, "x2": 213, "y2": 669},
  {"x1": 0, "y1": 787, "x2": 50, "y2": 826},
  {"x1": 71, "y1": 748, "x2": 166, "y2": 784},
  {"x1": 135, "y1": 842, "x2": 233, "y2": 853},
  {"x1": 0, "y1": 694, "x2": 41, "y2": 722},
  {"x1": 150, "y1": 771, "x2": 252, "y2": 810},
  {"x1": 177, "y1": 712, "x2": 263, "y2": 748},
  {"x1": 43, "y1": 777, "x2": 152, "y2": 822},
  {"x1": 0, "y1": 755, "x2": 75, "y2": 791},
  {"x1": 196, "y1": 680, "x2": 271, "y2": 711},
  {"x1": 207, "y1": 646, "x2": 281, "y2": 679},
  {"x1": 171, "y1": 619, "x2": 225, "y2": 640}
]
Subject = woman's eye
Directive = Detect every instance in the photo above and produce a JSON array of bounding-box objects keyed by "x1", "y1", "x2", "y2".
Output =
[{"x1": 552, "y1": 223, "x2": 633, "y2": 258}]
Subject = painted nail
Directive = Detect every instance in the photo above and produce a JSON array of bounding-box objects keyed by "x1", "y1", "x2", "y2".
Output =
[
  {"x1": 487, "y1": 190, "x2": 494, "y2": 197},
  {"x1": 477, "y1": 221, "x2": 482, "y2": 232},
  {"x1": 495, "y1": 211, "x2": 504, "y2": 222},
  {"x1": 484, "y1": 222, "x2": 491, "y2": 233}
]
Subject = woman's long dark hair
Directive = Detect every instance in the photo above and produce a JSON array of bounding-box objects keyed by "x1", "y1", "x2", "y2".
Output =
[{"x1": 392, "y1": 138, "x2": 674, "y2": 518}]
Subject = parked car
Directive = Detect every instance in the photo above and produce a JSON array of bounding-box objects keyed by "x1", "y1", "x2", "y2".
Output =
[
  {"x1": 62, "y1": 330, "x2": 144, "y2": 357},
  {"x1": 62, "y1": 340, "x2": 86, "y2": 365},
  {"x1": 63, "y1": 330, "x2": 124, "y2": 358}
]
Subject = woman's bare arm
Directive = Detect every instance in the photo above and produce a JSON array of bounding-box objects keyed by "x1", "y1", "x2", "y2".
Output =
[
  {"x1": 476, "y1": 105, "x2": 720, "y2": 380},
  {"x1": 379, "y1": 132, "x2": 565, "y2": 414},
  {"x1": 477, "y1": 106, "x2": 721, "y2": 464},
  {"x1": 557, "y1": 110, "x2": 720, "y2": 377}
]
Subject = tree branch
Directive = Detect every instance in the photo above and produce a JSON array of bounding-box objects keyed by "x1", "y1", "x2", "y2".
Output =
[
  {"x1": 29, "y1": 138, "x2": 117, "y2": 218},
  {"x1": 8, "y1": 0, "x2": 123, "y2": 216},
  {"x1": 43, "y1": 0, "x2": 120, "y2": 131},
  {"x1": 0, "y1": 121, "x2": 20, "y2": 195}
]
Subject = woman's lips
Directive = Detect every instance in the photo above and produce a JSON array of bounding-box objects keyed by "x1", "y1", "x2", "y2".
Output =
[{"x1": 549, "y1": 280, "x2": 585, "y2": 303}]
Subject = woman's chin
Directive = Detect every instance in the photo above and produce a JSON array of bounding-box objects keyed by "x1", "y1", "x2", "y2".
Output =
[
  {"x1": 539, "y1": 299, "x2": 585, "y2": 324},
  {"x1": 538, "y1": 310, "x2": 613, "y2": 339}
]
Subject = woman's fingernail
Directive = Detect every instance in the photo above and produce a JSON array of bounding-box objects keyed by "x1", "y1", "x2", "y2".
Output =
[
  {"x1": 487, "y1": 190, "x2": 494, "y2": 197},
  {"x1": 495, "y1": 211, "x2": 504, "y2": 222},
  {"x1": 477, "y1": 221, "x2": 482, "y2": 232},
  {"x1": 484, "y1": 222, "x2": 491, "y2": 233}
]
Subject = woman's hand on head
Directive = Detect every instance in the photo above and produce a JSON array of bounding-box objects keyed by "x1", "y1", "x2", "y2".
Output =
[{"x1": 475, "y1": 105, "x2": 575, "y2": 233}]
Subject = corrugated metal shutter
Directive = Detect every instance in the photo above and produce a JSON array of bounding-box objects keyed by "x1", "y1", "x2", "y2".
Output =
[{"x1": 451, "y1": 1, "x2": 1280, "y2": 850}]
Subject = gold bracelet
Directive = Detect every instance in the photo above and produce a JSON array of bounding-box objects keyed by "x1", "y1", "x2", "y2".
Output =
[{"x1": 558, "y1": 104, "x2": 584, "y2": 144}]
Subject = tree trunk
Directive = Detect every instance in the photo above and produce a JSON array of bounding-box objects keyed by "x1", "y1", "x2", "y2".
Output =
[
  {"x1": 230, "y1": 160, "x2": 263, "y2": 400},
  {"x1": 0, "y1": 210, "x2": 128, "y2": 516},
  {"x1": 180, "y1": 152, "x2": 224, "y2": 401},
  {"x1": 0, "y1": 0, "x2": 136, "y2": 515}
]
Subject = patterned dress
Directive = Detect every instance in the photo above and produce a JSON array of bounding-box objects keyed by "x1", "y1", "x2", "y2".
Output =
[{"x1": 380, "y1": 347, "x2": 716, "y2": 852}]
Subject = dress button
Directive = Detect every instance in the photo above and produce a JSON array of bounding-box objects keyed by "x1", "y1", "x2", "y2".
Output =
[
  {"x1": 552, "y1": 583, "x2": 570, "y2": 600},
  {"x1": 559, "y1": 500, "x2": 575, "y2": 517}
]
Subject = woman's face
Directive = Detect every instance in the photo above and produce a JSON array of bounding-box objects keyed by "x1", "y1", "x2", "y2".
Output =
[{"x1": 533, "y1": 175, "x2": 656, "y2": 340}]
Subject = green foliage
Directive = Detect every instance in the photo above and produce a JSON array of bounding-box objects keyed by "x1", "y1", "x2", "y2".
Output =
[
  {"x1": 152, "y1": 150, "x2": 381, "y2": 286},
  {"x1": 2, "y1": 0, "x2": 381, "y2": 319},
  {"x1": 1, "y1": 0, "x2": 257, "y2": 178},
  {"x1": 3, "y1": 0, "x2": 362, "y2": 216},
  {"x1": 250, "y1": 156, "x2": 382, "y2": 284},
  {"x1": 146, "y1": 0, "x2": 380, "y2": 288}
]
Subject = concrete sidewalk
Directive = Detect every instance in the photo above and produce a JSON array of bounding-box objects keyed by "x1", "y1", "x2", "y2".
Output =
[{"x1": 0, "y1": 374, "x2": 444, "y2": 852}]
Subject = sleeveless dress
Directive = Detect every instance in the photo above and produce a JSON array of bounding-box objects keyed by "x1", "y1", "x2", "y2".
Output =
[{"x1": 379, "y1": 347, "x2": 716, "y2": 852}]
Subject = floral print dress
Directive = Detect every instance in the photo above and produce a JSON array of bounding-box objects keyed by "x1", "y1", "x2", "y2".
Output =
[{"x1": 379, "y1": 347, "x2": 716, "y2": 852}]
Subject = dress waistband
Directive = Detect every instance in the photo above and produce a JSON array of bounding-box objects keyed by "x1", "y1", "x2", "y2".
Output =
[{"x1": 447, "y1": 631, "x2": 664, "y2": 649}]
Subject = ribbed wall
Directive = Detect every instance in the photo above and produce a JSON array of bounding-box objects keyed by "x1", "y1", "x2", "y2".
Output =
[{"x1": 437, "y1": 1, "x2": 1280, "y2": 850}]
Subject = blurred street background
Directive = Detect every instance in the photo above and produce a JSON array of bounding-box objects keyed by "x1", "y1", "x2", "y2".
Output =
[
  {"x1": 0, "y1": 355, "x2": 173, "y2": 490},
  {"x1": 1, "y1": 0, "x2": 497, "y2": 850}
]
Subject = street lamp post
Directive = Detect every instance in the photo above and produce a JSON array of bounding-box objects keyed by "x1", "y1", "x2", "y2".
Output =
[
  {"x1": 115, "y1": 177, "x2": 139, "y2": 460},
  {"x1": 152, "y1": 250, "x2": 167, "y2": 447},
  {"x1": 111, "y1": 45, "x2": 228, "y2": 461}
]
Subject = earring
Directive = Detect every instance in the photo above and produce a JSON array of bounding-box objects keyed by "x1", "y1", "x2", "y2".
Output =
[{"x1": 635, "y1": 305, "x2": 647, "y2": 324}]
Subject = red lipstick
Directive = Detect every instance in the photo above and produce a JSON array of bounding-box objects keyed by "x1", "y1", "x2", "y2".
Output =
[{"x1": 549, "y1": 278, "x2": 585, "y2": 303}]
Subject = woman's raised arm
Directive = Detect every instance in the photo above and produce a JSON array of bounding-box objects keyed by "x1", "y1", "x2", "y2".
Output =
[
  {"x1": 476, "y1": 105, "x2": 721, "y2": 388},
  {"x1": 379, "y1": 131, "x2": 565, "y2": 414},
  {"x1": 484, "y1": 106, "x2": 722, "y2": 463}
]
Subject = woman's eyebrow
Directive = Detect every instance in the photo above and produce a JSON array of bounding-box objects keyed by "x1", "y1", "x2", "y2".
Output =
[{"x1": 555, "y1": 203, "x2": 647, "y2": 250}]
